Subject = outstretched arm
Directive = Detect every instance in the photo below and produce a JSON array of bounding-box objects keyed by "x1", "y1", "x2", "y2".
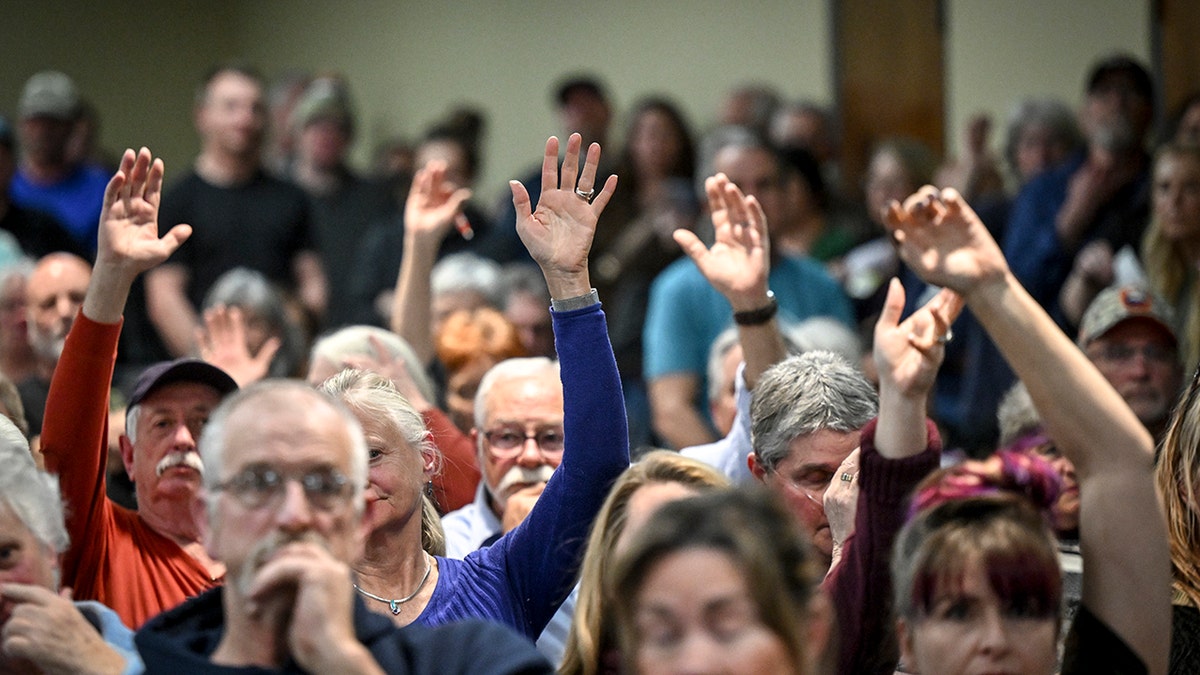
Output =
[
  {"x1": 489, "y1": 133, "x2": 627, "y2": 637},
  {"x1": 43, "y1": 148, "x2": 192, "y2": 609},
  {"x1": 390, "y1": 161, "x2": 471, "y2": 366},
  {"x1": 86, "y1": 149, "x2": 192, "y2": 324},
  {"x1": 885, "y1": 186, "x2": 1169, "y2": 674},
  {"x1": 674, "y1": 173, "x2": 786, "y2": 389},
  {"x1": 509, "y1": 134, "x2": 616, "y2": 300}
]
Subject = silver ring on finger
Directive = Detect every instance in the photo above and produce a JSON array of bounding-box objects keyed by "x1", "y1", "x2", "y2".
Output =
[
  {"x1": 840, "y1": 472, "x2": 854, "y2": 482},
  {"x1": 936, "y1": 328, "x2": 954, "y2": 345},
  {"x1": 575, "y1": 187, "x2": 595, "y2": 202}
]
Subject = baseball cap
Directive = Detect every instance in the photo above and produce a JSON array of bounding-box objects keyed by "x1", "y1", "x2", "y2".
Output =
[
  {"x1": 18, "y1": 71, "x2": 80, "y2": 121},
  {"x1": 290, "y1": 79, "x2": 354, "y2": 135},
  {"x1": 129, "y1": 359, "x2": 238, "y2": 407},
  {"x1": 1077, "y1": 285, "x2": 1177, "y2": 347},
  {"x1": 1086, "y1": 55, "x2": 1153, "y2": 103},
  {"x1": 554, "y1": 75, "x2": 608, "y2": 107}
]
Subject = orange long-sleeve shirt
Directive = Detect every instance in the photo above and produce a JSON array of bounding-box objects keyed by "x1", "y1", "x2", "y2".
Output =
[{"x1": 41, "y1": 314, "x2": 219, "y2": 628}]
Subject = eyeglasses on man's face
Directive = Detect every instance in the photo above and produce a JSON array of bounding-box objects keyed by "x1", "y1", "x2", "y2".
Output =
[
  {"x1": 483, "y1": 426, "x2": 565, "y2": 458},
  {"x1": 213, "y1": 463, "x2": 354, "y2": 511}
]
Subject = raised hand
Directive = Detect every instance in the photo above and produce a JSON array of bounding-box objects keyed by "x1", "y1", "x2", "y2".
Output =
[
  {"x1": 873, "y1": 278, "x2": 962, "y2": 399},
  {"x1": 195, "y1": 305, "x2": 281, "y2": 387},
  {"x1": 883, "y1": 186, "x2": 1008, "y2": 297},
  {"x1": 404, "y1": 161, "x2": 472, "y2": 245},
  {"x1": 509, "y1": 133, "x2": 617, "y2": 298},
  {"x1": 673, "y1": 173, "x2": 770, "y2": 311},
  {"x1": 97, "y1": 148, "x2": 191, "y2": 278}
]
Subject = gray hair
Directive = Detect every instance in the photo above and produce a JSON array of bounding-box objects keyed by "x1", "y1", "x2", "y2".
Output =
[
  {"x1": 318, "y1": 369, "x2": 445, "y2": 555},
  {"x1": 430, "y1": 253, "x2": 503, "y2": 305},
  {"x1": 750, "y1": 351, "x2": 877, "y2": 471},
  {"x1": 125, "y1": 403, "x2": 142, "y2": 445},
  {"x1": 308, "y1": 325, "x2": 437, "y2": 404},
  {"x1": 0, "y1": 417, "x2": 68, "y2": 556},
  {"x1": 202, "y1": 267, "x2": 302, "y2": 378},
  {"x1": 695, "y1": 125, "x2": 772, "y2": 197},
  {"x1": 705, "y1": 319, "x2": 863, "y2": 404},
  {"x1": 0, "y1": 372, "x2": 29, "y2": 438},
  {"x1": 499, "y1": 263, "x2": 551, "y2": 308},
  {"x1": 997, "y1": 381, "x2": 1042, "y2": 447},
  {"x1": 199, "y1": 380, "x2": 368, "y2": 513},
  {"x1": 1003, "y1": 98, "x2": 1083, "y2": 179},
  {"x1": 473, "y1": 357, "x2": 560, "y2": 431}
]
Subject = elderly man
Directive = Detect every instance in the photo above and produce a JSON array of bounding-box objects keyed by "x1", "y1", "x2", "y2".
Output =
[
  {"x1": 441, "y1": 356, "x2": 564, "y2": 557},
  {"x1": 1078, "y1": 284, "x2": 1183, "y2": 441},
  {"x1": 133, "y1": 380, "x2": 550, "y2": 673},
  {"x1": 18, "y1": 251, "x2": 91, "y2": 435},
  {"x1": 40, "y1": 148, "x2": 237, "y2": 628}
]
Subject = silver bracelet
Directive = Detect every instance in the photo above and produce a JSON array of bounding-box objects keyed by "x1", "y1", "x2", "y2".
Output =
[{"x1": 551, "y1": 288, "x2": 600, "y2": 311}]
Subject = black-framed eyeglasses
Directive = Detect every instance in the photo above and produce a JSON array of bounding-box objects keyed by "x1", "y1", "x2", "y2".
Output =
[
  {"x1": 483, "y1": 427, "x2": 565, "y2": 458},
  {"x1": 213, "y1": 464, "x2": 353, "y2": 511}
]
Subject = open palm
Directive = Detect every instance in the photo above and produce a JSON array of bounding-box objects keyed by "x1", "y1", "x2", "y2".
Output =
[{"x1": 99, "y1": 148, "x2": 191, "y2": 275}]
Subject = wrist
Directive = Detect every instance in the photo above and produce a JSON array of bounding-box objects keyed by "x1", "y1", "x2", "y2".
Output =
[
  {"x1": 551, "y1": 288, "x2": 599, "y2": 311},
  {"x1": 542, "y1": 269, "x2": 591, "y2": 300},
  {"x1": 732, "y1": 291, "x2": 777, "y2": 326}
]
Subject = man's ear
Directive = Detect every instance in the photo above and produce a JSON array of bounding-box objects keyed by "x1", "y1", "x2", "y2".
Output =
[
  {"x1": 119, "y1": 435, "x2": 136, "y2": 481},
  {"x1": 748, "y1": 452, "x2": 767, "y2": 482}
]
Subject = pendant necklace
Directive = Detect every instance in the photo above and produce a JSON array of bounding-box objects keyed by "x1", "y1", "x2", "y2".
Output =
[{"x1": 354, "y1": 555, "x2": 432, "y2": 615}]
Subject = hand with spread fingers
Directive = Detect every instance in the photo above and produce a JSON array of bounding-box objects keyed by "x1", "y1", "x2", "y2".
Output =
[
  {"x1": 509, "y1": 133, "x2": 617, "y2": 299},
  {"x1": 873, "y1": 278, "x2": 963, "y2": 400},
  {"x1": 673, "y1": 173, "x2": 770, "y2": 312},
  {"x1": 96, "y1": 147, "x2": 192, "y2": 281},
  {"x1": 404, "y1": 161, "x2": 472, "y2": 245},
  {"x1": 195, "y1": 304, "x2": 281, "y2": 387},
  {"x1": 882, "y1": 186, "x2": 1008, "y2": 297},
  {"x1": 86, "y1": 147, "x2": 193, "y2": 324}
]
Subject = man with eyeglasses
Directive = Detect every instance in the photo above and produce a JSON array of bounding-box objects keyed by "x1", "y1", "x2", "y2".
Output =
[
  {"x1": 38, "y1": 148, "x2": 241, "y2": 630},
  {"x1": 1079, "y1": 285, "x2": 1183, "y2": 442},
  {"x1": 134, "y1": 379, "x2": 552, "y2": 673},
  {"x1": 441, "y1": 356, "x2": 566, "y2": 558}
]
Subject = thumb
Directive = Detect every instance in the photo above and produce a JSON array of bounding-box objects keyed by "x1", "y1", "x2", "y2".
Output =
[
  {"x1": 673, "y1": 229, "x2": 707, "y2": 261},
  {"x1": 254, "y1": 336, "x2": 282, "y2": 367},
  {"x1": 160, "y1": 223, "x2": 193, "y2": 252},
  {"x1": 510, "y1": 181, "x2": 532, "y2": 223},
  {"x1": 876, "y1": 278, "x2": 906, "y2": 333}
]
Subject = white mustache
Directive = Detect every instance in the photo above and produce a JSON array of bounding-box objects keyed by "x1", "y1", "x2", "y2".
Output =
[
  {"x1": 155, "y1": 451, "x2": 204, "y2": 477},
  {"x1": 495, "y1": 465, "x2": 555, "y2": 495}
]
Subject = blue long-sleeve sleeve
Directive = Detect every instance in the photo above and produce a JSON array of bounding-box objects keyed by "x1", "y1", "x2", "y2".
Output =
[{"x1": 419, "y1": 301, "x2": 630, "y2": 638}]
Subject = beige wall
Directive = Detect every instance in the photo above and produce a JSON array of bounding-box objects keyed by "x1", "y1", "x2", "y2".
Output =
[
  {"x1": 944, "y1": 0, "x2": 1151, "y2": 167},
  {"x1": 233, "y1": 0, "x2": 832, "y2": 203},
  {"x1": 2, "y1": 0, "x2": 238, "y2": 177},
  {"x1": 4, "y1": 0, "x2": 1153, "y2": 201}
]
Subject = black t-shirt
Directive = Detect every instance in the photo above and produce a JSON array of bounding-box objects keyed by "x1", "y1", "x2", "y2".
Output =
[{"x1": 159, "y1": 169, "x2": 313, "y2": 307}]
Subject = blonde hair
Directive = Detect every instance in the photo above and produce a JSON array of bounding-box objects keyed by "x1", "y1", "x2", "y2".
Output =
[
  {"x1": 1142, "y1": 143, "x2": 1200, "y2": 369},
  {"x1": 560, "y1": 452, "x2": 728, "y2": 675},
  {"x1": 319, "y1": 369, "x2": 445, "y2": 556},
  {"x1": 1156, "y1": 368, "x2": 1200, "y2": 607}
]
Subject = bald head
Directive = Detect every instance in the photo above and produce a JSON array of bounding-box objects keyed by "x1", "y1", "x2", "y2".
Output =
[{"x1": 27, "y1": 252, "x2": 90, "y2": 363}]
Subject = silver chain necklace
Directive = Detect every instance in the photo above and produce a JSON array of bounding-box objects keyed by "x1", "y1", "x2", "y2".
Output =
[{"x1": 354, "y1": 555, "x2": 432, "y2": 615}]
